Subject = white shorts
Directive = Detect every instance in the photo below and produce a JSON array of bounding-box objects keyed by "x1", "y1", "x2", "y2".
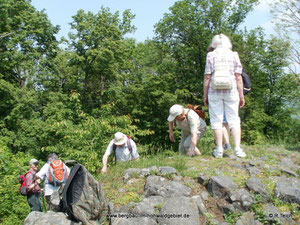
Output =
[{"x1": 208, "y1": 94, "x2": 240, "y2": 130}]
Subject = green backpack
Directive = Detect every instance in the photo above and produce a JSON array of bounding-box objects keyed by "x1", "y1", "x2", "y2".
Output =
[{"x1": 62, "y1": 164, "x2": 109, "y2": 224}]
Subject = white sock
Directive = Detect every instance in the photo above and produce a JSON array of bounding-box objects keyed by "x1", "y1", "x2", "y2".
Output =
[
  {"x1": 234, "y1": 146, "x2": 242, "y2": 152},
  {"x1": 216, "y1": 146, "x2": 223, "y2": 152}
]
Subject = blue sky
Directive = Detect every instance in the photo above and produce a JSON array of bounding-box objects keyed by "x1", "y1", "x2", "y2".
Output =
[{"x1": 31, "y1": 0, "x2": 274, "y2": 42}]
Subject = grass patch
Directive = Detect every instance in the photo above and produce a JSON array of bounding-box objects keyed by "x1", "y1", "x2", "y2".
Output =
[{"x1": 224, "y1": 211, "x2": 243, "y2": 224}]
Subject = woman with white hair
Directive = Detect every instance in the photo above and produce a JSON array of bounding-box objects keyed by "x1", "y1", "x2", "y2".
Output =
[{"x1": 203, "y1": 34, "x2": 246, "y2": 158}]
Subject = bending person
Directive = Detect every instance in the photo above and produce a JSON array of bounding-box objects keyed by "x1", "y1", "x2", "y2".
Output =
[
  {"x1": 168, "y1": 104, "x2": 206, "y2": 156},
  {"x1": 101, "y1": 132, "x2": 139, "y2": 174}
]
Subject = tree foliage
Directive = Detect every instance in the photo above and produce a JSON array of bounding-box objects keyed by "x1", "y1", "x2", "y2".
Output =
[
  {"x1": 0, "y1": 0, "x2": 299, "y2": 224},
  {"x1": 270, "y1": 0, "x2": 300, "y2": 74}
]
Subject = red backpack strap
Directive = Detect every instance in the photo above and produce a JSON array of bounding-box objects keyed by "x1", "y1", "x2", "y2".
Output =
[
  {"x1": 48, "y1": 162, "x2": 53, "y2": 183},
  {"x1": 126, "y1": 135, "x2": 133, "y2": 152}
]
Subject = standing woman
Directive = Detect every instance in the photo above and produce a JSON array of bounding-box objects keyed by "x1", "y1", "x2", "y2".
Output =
[{"x1": 203, "y1": 34, "x2": 246, "y2": 158}]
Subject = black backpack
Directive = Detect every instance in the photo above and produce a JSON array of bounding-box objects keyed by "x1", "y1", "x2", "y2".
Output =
[
  {"x1": 241, "y1": 70, "x2": 251, "y2": 95},
  {"x1": 62, "y1": 164, "x2": 109, "y2": 224}
]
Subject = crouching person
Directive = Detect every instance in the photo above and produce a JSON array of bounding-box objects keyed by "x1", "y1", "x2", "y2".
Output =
[
  {"x1": 168, "y1": 104, "x2": 207, "y2": 156},
  {"x1": 101, "y1": 132, "x2": 139, "y2": 174}
]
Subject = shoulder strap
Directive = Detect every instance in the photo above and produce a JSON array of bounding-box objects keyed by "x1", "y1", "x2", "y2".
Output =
[
  {"x1": 126, "y1": 135, "x2": 132, "y2": 152},
  {"x1": 113, "y1": 135, "x2": 133, "y2": 163},
  {"x1": 113, "y1": 144, "x2": 117, "y2": 163},
  {"x1": 186, "y1": 109, "x2": 191, "y2": 124}
]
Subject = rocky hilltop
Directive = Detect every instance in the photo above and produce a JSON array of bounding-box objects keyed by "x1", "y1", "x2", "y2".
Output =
[{"x1": 24, "y1": 146, "x2": 300, "y2": 224}]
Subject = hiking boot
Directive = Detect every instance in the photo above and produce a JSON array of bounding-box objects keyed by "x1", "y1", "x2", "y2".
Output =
[
  {"x1": 213, "y1": 148, "x2": 223, "y2": 158},
  {"x1": 223, "y1": 143, "x2": 231, "y2": 150},
  {"x1": 235, "y1": 149, "x2": 246, "y2": 158}
]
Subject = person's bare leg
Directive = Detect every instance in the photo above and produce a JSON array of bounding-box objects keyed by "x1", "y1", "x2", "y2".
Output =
[
  {"x1": 231, "y1": 126, "x2": 241, "y2": 148},
  {"x1": 214, "y1": 129, "x2": 223, "y2": 147},
  {"x1": 213, "y1": 129, "x2": 223, "y2": 158},
  {"x1": 194, "y1": 146, "x2": 201, "y2": 155},
  {"x1": 231, "y1": 126, "x2": 246, "y2": 157}
]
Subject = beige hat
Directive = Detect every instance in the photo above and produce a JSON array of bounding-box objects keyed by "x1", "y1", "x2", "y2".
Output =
[
  {"x1": 167, "y1": 104, "x2": 183, "y2": 122},
  {"x1": 113, "y1": 132, "x2": 127, "y2": 145},
  {"x1": 29, "y1": 158, "x2": 39, "y2": 165}
]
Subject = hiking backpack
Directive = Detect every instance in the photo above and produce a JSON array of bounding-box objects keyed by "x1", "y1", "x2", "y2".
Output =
[
  {"x1": 112, "y1": 135, "x2": 133, "y2": 163},
  {"x1": 211, "y1": 63, "x2": 233, "y2": 90},
  {"x1": 187, "y1": 104, "x2": 205, "y2": 120},
  {"x1": 19, "y1": 171, "x2": 32, "y2": 196},
  {"x1": 62, "y1": 163, "x2": 109, "y2": 224},
  {"x1": 48, "y1": 160, "x2": 69, "y2": 186},
  {"x1": 241, "y1": 70, "x2": 251, "y2": 95}
]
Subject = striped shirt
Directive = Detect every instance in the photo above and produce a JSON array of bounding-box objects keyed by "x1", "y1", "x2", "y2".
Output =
[{"x1": 204, "y1": 48, "x2": 243, "y2": 95}]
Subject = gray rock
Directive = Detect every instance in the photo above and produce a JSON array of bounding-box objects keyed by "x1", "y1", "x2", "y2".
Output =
[
  {"x1": 217, "y1": 201, "x2": 235, "y2": 214},
  {"x1": 50, "y1": 190, "x2": 62, "y2": 212},
  {"x1": 111, "y1": 196, "x2": 165, "y2": 224},
  {"x1": 249, "y1": 160, "x2": 261, "y2": 167},
  {"x1": 197, "y1": 174, "x2": 209, "y2": 185},
  {"x1": 124, "y1": 168, "x2": 142, "y2": 180},
  {"x1": 209, "y1": 218, "x2": 222, "y2": 224},
  {"x1": 126, "y1": 178, "x2": 140, "y2": 185},
  {"x1": 229, "y1": 189, "x2": 254, "y2": 211},
  {"x1": 232, "y1": 163, "x2": 246, "y2": 170},
  {"x1": 157, "y1": 196, "x2": 200, "y2": 225},
  {"x1": 263, "y1": 204, "x2": 296, "y2": 225},
  {"x1": 214, "y1": 169, "x2": 224, "y2": 176},
  {"x1": 123, "y1": 166, "x2": 159, "y2": 180},
  {"x1": 274, "y1": 176, "x2": 300, "y2": 204},
  {"x1": 259, "y1": 156, "x2": 268, "y2": 161},
  {"x1": 191, "y1": 195, "x2": 207, "y2": 214},
  {"x1": 235, "y1": 212, "x2": 262, "y2": 225},
  {"x1": 140, "y1": 196, "x2": 165, "y2": 209},
  {"x1": 159, "y1": 166, "x2": 177, "y2": 175},
  {"x1": 246, "y1": 176, "x2": 268, "y2": 200},
  {"x1": 280, "y1": 158, "x2": 299, "y2": 170},
  {"x1": 118, "y1": 188, "x2": 127, "y2": 193},
  {"x1": 111, "y1": 214, "x2": 157, "y2": 225},
  {"x1": 173, "y1": 175, "x2": 183, "y2": 181},
  {"x1": 281, "y1": 168, "x2": 298, "y2": 177},
  {"x1": 246, "y1": 166, "x2": 261, "y2": 176},
  {"x1": 200, "y1": 190, "x2": 210, "y2": 201},
  {"x1": 207, "y1": 176, "x2": 238, "y2": 198},
  {"x1": 144, "y1": 176, "x2": 192, "y2": 197},
  {"x1": 24, "y1": 211, "x2": 81, "y2": 225}
]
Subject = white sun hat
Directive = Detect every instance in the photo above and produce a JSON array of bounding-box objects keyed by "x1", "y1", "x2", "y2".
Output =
[
  {"x1": 113, "y1": 132, "x2": 127, "y2": 145},
  {"x1": 167, "y1": 104, "x2": 183, "y2": 122}
]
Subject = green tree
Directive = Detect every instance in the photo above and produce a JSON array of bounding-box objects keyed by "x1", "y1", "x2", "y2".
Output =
[
  {"x1": 67, "y1": 7, "x2": 136, "y2": 111},
  {"x1": 0, "y1": 0, "x2": 59, "y2": 88},
  {"x1": 270, "y1": 0, "x2": 299, "y2": 74},
  {"x1": 154, "y1": 0, "x2": 259, "y2": 104}
]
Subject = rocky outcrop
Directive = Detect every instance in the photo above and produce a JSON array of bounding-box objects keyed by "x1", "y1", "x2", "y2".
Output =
[
  {"x1": 274, "y1": 176, "x2": 300, "y2": 204},
  {"x1": 246, "y1": 176, "x2": 268, "y2": 200},
  {"x1": 144, "y1": 175, "x2": 191, "y2": 197},
  {"x1": 207, "y1": 176, "x2": 238, "y2": 198},
  {"x1": 24, "y1": 211, "x2": 81, "y2": 225},
  {"x1": 24, "y1": 152, "x2": 300, "y2": 225}
]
